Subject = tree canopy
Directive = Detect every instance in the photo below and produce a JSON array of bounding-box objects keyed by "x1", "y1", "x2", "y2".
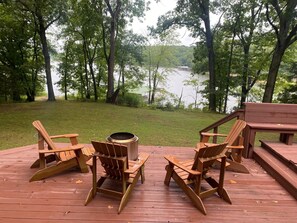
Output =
[{"x1": 1, "y1": 0, "x2": 297, "y2": 113}]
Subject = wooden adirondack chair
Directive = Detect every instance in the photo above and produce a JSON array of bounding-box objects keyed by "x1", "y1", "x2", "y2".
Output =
[
  {"x1": 199, "y1": 119, "x2": 248, "y2": 173},
  {"x1": 164, "y1": 143, "x2": 231, "y2": 215},
  {"x1": 30, "y1": 120, "x2": 94, "y2": 182},
  {"x1": 85, "y1": 141, "x2": 149, "y2": 214}
]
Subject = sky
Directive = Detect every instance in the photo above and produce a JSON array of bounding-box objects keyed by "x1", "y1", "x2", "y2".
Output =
[{"x1": 130, "y1": 0, "x2": 197, "y2": 46}]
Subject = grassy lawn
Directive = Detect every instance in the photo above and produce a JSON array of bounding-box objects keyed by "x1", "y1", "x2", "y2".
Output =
[{"x1": 0, "y1": 101, "x2": 231, "y2": 150}]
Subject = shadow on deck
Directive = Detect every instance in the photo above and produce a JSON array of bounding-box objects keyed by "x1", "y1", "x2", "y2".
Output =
[{"x1": 0, "y1": 144, "x2": 296, "y2": 222}]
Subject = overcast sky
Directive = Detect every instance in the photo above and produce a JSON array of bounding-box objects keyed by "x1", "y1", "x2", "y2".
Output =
[{"x1": 130, "y1": 0, "x2": 196, "y2": 46}]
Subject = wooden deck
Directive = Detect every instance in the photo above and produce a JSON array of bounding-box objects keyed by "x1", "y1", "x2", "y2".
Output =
[{"x1": 0, "y1": 144, "x2": 296, "y2": 222}]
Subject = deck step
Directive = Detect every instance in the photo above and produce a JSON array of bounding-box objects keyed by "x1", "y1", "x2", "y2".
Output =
[
  {"x1": 253, "y1": 146, "x2": 297, "y2": 200},
  {"x1": 260, "y1": 140, "x2": 297, "y2": 173}
]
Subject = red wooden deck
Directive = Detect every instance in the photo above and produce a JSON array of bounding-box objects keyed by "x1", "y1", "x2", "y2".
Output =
[{"x1": 0, "y1": 144, "x2": 296, "y2": 222}]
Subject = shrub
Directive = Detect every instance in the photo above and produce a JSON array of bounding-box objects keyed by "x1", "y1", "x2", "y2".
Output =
[{"x1": 116, "y1": 93, "x2": 144, "y2": 108}]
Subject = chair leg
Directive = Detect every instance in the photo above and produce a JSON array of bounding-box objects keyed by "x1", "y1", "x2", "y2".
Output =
[
  {"x1": 30, "y1": 154, "x2": 56, "y2": 168},
  {"x1": 29, "y1": 158, "x2": 78, "y2": 182},
  {"x1": 118, "y1": 170, "x2": 141, "y2": 214},
  {"x1": 164, "y1": 164, "x2": 174, "y2": 186},
  {"x1": 171, "y1": 171, "x2": 207, "y2": 215},
  {"x1": 74, "y1": 149, "x2": 89, "y2": 173},
  {"x1": 140, "y1": 165, "x2": 145, "y2": 183},
  {"x1": 85, "y1": 188, "x2": 95, "y2": 206},
  {"x1": 226, "y1": 160, "x2": 249, "y2": 173},
  {"x1": 85, "y1": 177, "x2": 106, "y2": 205},
  {"x1": 205, "y1": 158, "x2": 232, "y2": 205},
  {"x1": 205, "y1": 176, "x2": 232, "y2": 204}
]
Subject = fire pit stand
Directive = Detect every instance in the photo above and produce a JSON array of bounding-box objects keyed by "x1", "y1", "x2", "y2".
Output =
[{"x1": 106, "y1": 132, "x2": 139, "y2": 160}]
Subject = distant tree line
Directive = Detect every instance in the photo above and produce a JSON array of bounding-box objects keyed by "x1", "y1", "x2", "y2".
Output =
[
  {"x1": 0, "y1": 0, "x2": 191, "y2": 105},
  {"x1": 1, "y1": 0, "x2": 297, "y2": 113}
]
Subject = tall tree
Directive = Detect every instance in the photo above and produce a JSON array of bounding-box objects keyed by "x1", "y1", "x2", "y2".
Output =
[
  {"x1": 117, "y1": 31, "x2": 146, "y2": 95},
  {"x1": 263, "y1": 0, "x2": 297, "y2": 102},
  {"x1": 65, "y1": 0, "x2": 103, "y2": 101},
  {"x1": 92, "y1": 0, "x2": 147, "y2": 103},
  {"x1": 17, "y1": 0, "x2": 67, "y2": 101},
  {"x1": 0, "y1": 2, "x2": 43, "y2": 102},
  {"x1": 221, "y1": 0, "x2": 265, "y2": 108},
  {"x1": 156, "y1": 0, "x2": 220, "y2": 111},
  {"x1": 145, "y1": 30, "x2": 179, "y2": 104}
]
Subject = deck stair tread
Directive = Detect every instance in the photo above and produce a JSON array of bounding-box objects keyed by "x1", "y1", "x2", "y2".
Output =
[{"x1": 253, "y1": 144, "x2": 297, "y2": 200}]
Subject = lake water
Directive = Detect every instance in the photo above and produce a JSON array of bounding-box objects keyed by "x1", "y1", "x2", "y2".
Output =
[
  {"x1": 143, "y1": 68, "x2": 237, "y2": 111},
  {"x1": 163, "y1": 68, "x2": 208, "y2": 108},
  {"x1": 51, "y1": 64, "x2": 237, "y2": 111}
]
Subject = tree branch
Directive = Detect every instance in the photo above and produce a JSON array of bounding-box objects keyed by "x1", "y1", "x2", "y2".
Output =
[
  {"x1": 45, "y1": 15, "x2": 61, "y2": 30},
  {"x1": 265, "y1": 3, "x2": 279, "y2": 38}
]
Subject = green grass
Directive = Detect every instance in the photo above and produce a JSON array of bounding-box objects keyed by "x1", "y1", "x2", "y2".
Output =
[{"x1": 0, "y1": 101, "x2": 231, "y2": 150}]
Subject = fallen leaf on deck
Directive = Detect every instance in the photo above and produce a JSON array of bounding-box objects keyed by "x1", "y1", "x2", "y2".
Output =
[
  {"x1": 76, "y1": 180, "x2": 83, "y2": 184},
  {"x1": 229, "y1": 180, "x2": 237, "y2": 184}
]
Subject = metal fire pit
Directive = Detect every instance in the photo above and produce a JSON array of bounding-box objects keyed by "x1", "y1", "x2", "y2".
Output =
[{"x1": 107, "y1": 132, "x2": 139, "y2": 160}]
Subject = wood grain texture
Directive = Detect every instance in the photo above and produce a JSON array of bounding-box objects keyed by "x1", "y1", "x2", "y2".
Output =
[{"x1": 0, "y1": 144, "x2": 296, "y2": 222}]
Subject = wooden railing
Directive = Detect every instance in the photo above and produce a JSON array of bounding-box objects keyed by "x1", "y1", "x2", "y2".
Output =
[{"x1": 199, "y1": 109, "x2": 245, "y2": 143}]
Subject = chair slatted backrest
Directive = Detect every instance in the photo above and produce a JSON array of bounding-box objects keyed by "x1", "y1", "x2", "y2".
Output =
[
  {"x1": 33, "y1": 120, "x2": 57, "y2": 151},
  {"x1": 32, "y1": 120, "x2": 74, "y2": 161},
  {"x1": 91, "y1": 141, "x2": 129, "y2": 179},
  {"x1": 224, "y1": 119, "x2": 246, "y2": 146},
  {"x1": 192, "y1": 143, "x2": 228, "y2": 173}
]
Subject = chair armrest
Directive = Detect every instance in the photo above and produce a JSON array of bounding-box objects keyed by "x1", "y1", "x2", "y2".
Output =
[
  {"x1": 38, "y1": 144, "x2": 84, "y2": 154},
  {"x1": 125, "y1": 153, "x2": 150, "y2": 174},
  {"x1": 137, "y1": 153, "x2": 150, "y2": 164},
  {"x1": 196, "y1": 142, "x2": 216, "y2": 150},
  {"x1": 164, "y1": 155, "x2": 201, "y2": 175},
  {"x1": 125, "y1": 164, "x2": 142, "y2": 174},
  {"x1": 201, "y1": 132, "x2": 227, "y2": 137},
  {"x1": 227, "y1": 145, "x2": 244, "y2": 150},
  {"x1": 201, "y1": 132, "x2": 228, "y2": 143},
  {"x1": 50, "y1": 134, "x2": 79, "y2": 139}
]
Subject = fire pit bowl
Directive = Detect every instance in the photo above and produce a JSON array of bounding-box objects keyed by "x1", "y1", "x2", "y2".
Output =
[{"x1": 107, "y1": 132, "x2": 139, "y2": 160}]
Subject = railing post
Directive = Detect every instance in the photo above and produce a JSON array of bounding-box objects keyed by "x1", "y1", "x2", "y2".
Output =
[{"x1": 213, "y1": 127, "x2": 218, "y2": 143}]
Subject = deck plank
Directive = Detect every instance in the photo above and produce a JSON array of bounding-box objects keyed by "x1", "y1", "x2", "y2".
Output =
[{"x1": 0, "y1": 144, "x2": 296, "y2": 222}]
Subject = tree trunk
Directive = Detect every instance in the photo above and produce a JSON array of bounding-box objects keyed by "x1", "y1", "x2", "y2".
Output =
[
  {"x1": 63, "y1": 70, "x2": 68, "y2": 100},
  {"x1": 151, "y1": 72, "x2": 157, "y2": 104},
  {"x1": 104, "y1": 0, "x2": 122, "y2": 103},
  {"x1": 106, "y1": 18, "x2": 116, "y2": 103},
  {"x1": 263, "y1": 0, "x2": 297, "y2": 102},
  {"x1": 121, "y1": 64, "x2": 125, "y2": 95},
  {"x1": 38, "y1": 20, "x2": 55, "y2": 101},
  {"x1": 27, "y1": 28, "x2": 39, "y2": 102},
  {"x1": 202, "y1": 6, "x2": 216, "y2": 111},
  {"x1": 26, "y1": 91, "x2": 35, "y2": 102},
  {"x1": 148, "y1": 50, "x2": 152, "y2": 104},
  {"x1": 148, "y1": 68, "x2": 152, "y2": 104},
  {"x1": 79, "y1": 61, "x2": 86, "y2": 99},
  {"x1": 240, "y1": 44, "x2": 250, "y2": 107},
  {"x1": 89, "y1": 62, "x2": 98, "y2": 101},
  {"x1": 177, "y1": 88, "x2": 183, "y2": 109},
  {"x1": 263, "y1": 46, "x2": 285, "y2": 102},
  {"x1": 224, "y1": 32, "x2": 236, "y2": 113},
  {"x1": 83, "y1": 40, "x2": 91, "y2": 99}
]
